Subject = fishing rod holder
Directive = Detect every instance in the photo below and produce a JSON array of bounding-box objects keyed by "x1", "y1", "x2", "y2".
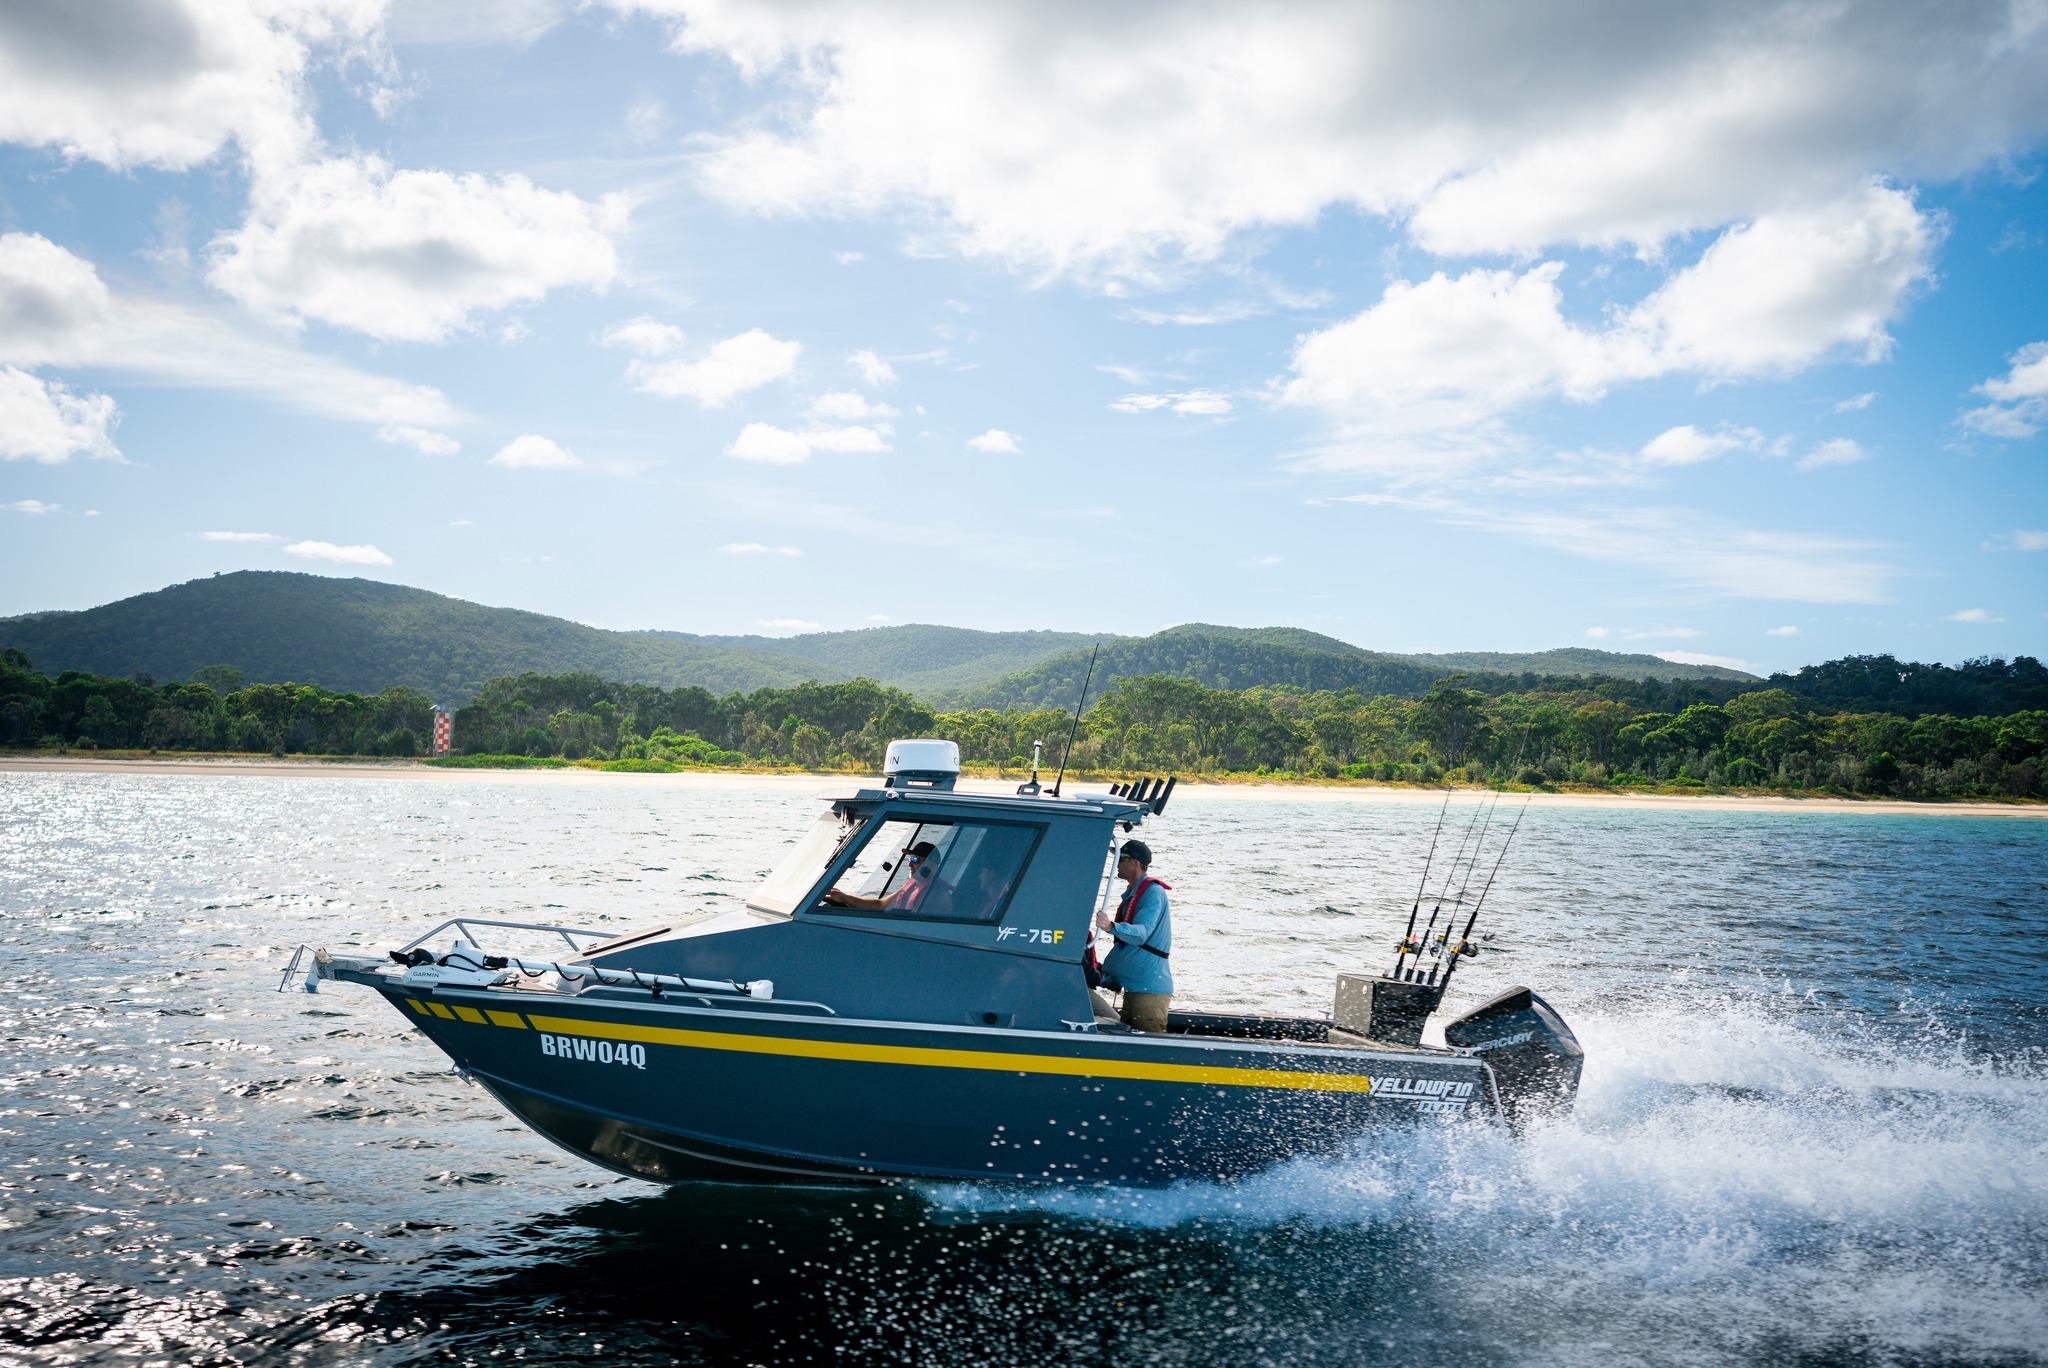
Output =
[{"x1": 1333, "y1": 972, "x2": 1442, "y2": 1047}]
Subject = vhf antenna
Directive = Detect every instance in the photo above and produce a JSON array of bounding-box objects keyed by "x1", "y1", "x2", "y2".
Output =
[{"x1": 1048, "y1": 644, "x2": 1101, "y2": 799}]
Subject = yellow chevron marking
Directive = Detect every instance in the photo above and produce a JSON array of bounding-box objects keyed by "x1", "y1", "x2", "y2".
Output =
[
  {"x1": 523, "y1": 1014, "x2": 1374, "y2": 1094},
  {"x1": 485, "y1": 1010, "x2": 528, "y2": 1029},
  {"x1": 453, "y1": 1005, "x2": 488, "y2": 1025},
  {"x1": 404, "y1": 997, "x2": 431, "y2": 1015},
  {"x1": 428, "y1": 1001, "x2": 456, "y2": 1020}
]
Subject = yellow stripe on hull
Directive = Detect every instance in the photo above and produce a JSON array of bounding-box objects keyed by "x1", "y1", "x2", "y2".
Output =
[{"x1": 522, "y1": 1012, "x2": 1375, "y2": 1094}]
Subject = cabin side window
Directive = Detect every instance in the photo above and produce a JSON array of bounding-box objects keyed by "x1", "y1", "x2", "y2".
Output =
[{"x1": 820, "y1": 817, "x2": 1040, "y2": 923}]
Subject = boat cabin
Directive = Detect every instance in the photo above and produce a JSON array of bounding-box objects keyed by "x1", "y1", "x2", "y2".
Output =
[{"x1": 582, "y1": 740, "x2": 1151, "y2": 1031}]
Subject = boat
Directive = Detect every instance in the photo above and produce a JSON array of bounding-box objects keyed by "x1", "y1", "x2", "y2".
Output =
[{"x1": 282, "y1": 740, "x2": 1583, "y2": 1187}]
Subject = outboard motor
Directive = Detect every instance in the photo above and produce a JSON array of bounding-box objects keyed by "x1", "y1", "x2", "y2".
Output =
[{"x1": 1441, "y1": 986, "x2": 1583, "y2": 1120}]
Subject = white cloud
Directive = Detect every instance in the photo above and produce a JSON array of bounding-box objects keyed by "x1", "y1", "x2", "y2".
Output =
[
  {"x1": 624, "y1": 96, "x2": 665, "y2": 144},
  {"x1": 1766, "y1": 625, "x2": 1801, "y2": 636},
  {"x1": 0, "y1": 231, "x2": 115, "y2": 365},
  {"x1": 378, "y1": 424, "x2": 460, "y2": 456},
  {"x1": 1796, "y1": 438, "x2": 1870, "y2": 471},
  {"x1": 1944, "y1": 608, "x2": 2003, "y2": 624},
  {"x1": 1638, "y1": 424, "x2": 1761, "y2": 467},
  {"x1": 1441, "y1": 502, "x2": 1895, "y2": 603},
  {"x1": 1961, "y1": 341, "x2": 2048, "y2": 439},
  {"x1": 208, "y1": 155, "x2": 627, "y2": 343},
  {"x1": 727, "y1": 422, "x2": 811, "y2": 464},
  {"x1": 628, "y1": 328, "x2": 800, "y2": 408},
  {"x1": 490, "y1": 434, "x2": 581, "y2": 469},
  {"x1": 721, "y1": 542, "x2": 801, "y2": 556},
  {"x1": 1113, "y1": 389, "x2": 1232, "y2": 416},
  {"x1": 285, "y1": 539, "x2": 393, "y2": 566},
  {"x1": 1655, "y1": 651, "x2": 1753, "y2": 671},
  {"x1": 849, "y1": 348, "x2": 896, "y2": 385},
  {"x1": 613, "y1": 3, "x2": 2045, "y2": 283},
  {"x1": 0, "y1": 232, "x2": 454, "y2": 428},
  {"x1": 0, "y1": 365, "x2": 120, "y2": 462},
  {"x1": 1248, "y1": 555, "x2": 1280, "y2": 568},
  {"x1": 201, "y1": 530, "x2": 281, "y2": 542},
  {"x1": 866, "y1": 613, "x2": 892, "y2": 622},
  {"x1": 0, "y1": 0, "x2": 378, "y2": 173},
  {"x1": 600, "y1": 315, "x2": 687, "y2": 356},
  {"x1": 1984, "y1": 529, "x2": 2048, "y2": 553},
  {"x1": 836, "y1": 250, "x2": 865, "y2": 264},
  {"x1": 1617, "y1": 186, "x2": 1935, "y2": 378},
  {"x1": 804, "y1": 424, "x2": 890, "y2": 452},
  {"x1": 757, "y1": 618, "x2": 822, "y2": 633},
  {"x1": 811, "y1": 390, "x2": 895, "y2": 420},
  {"x1": 1583, "y1": 624, "x2": 1698, "y2": 640},
  {"x1": 5, "y1": 499, "x2": 59, "y2": 515},
  {"x1": 727, "y1": 421, "x2": 890, "y2": 463},
  {"x1": 1831, "y1": 391, "x2": 1877, "y2": 413},
  {"x1": 1281, "y1": 186, "x2": 1933, "y2": 471},
  {"x1": 967, "y1": 428, "x2": 1020, "y2": 453}
]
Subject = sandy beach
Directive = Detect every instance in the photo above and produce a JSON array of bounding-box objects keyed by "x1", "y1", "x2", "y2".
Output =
[{"x1": 4, "y1": 753, "x2": 2042, "y2": 818}]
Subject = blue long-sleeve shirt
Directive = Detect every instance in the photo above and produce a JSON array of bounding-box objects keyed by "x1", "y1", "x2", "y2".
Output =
[{"x1": 1100, "y1": 879, "x2": 1173, "y2": 996}]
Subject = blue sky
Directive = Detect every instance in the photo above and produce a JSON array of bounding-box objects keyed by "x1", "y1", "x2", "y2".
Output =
[{"x1": 2, "y1": 1, "x2": 2045, "y2": 675}]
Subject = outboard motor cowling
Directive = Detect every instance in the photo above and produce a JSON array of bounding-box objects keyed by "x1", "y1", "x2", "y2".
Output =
[{"x1": 1441, "y1": 986, "x2": 1583, "y2": 1120}]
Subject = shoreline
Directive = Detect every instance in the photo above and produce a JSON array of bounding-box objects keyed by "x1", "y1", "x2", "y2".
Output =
[{"x1": 3, "y1": 753, "x2": 2043, "y2": 818}]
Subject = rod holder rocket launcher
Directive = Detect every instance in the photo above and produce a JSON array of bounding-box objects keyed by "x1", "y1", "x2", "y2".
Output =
[{"x1": 1108, "y1": 775, "x2": 1177, "y2": 814}]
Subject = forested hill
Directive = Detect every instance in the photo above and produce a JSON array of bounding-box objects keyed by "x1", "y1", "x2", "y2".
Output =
[
  {"x1": 1407, "y1": 648, "x2": 1756, "y2": 683},
  {"x1": 0, "y1": 572, "x2": 843, "y2": 700},
  {"x1": 938, "y1": 625, "x2": 1451, "y2": 709},
  {"x1": 679, "y1": 625, "x2": 1113, "y2": 697},
  {"x1": 1767, "y1": 654, "x2": 2048, "y2": 717}
]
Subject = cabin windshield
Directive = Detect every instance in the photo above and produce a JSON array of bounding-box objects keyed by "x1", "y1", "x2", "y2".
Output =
[{"x1": 747, "y1": 810, "x2": 865, "y2": 915}]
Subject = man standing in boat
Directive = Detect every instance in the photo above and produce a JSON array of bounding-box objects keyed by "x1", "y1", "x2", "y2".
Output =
[{"x1": 1092, "y1": 839, "x2": 1172, "y2": 1031}]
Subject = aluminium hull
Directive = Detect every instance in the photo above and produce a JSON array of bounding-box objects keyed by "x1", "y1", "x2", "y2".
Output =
[{"x1": 362, "y1": 978, "x2": 1494, "y2": 1188}]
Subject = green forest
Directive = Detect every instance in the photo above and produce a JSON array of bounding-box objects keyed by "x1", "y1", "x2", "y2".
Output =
[{"x1": 5, "y1": 648, "x2": 2044, "y2": 801}]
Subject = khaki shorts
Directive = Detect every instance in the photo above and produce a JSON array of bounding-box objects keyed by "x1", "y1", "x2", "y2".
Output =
[
  {"x1": 1090, "y1": 989, "x2": 1171, "y2": 1032},
  {"x1": 1119, "y1": 991, "x2": 1171, "y2": 1033}
]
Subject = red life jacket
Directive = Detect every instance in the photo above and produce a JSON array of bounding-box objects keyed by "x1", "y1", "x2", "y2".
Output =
[{"x1": 1088, "y1": 876, "x2": 1173, "y2": 975}]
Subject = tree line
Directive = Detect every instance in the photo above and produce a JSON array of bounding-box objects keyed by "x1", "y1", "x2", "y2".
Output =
[{"x1": 3, "y1": 649, "x2": 2042, "y2": 800}]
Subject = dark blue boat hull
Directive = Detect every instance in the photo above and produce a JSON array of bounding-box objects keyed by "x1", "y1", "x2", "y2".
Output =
[{"x1": 367, "y1": 978, "x2": 1492, "y2": 1187}]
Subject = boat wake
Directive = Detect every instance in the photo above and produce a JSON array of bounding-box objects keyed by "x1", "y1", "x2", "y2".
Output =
[{"x1": 924, "y1": 994, "x2": 2048, "y2": 1365}]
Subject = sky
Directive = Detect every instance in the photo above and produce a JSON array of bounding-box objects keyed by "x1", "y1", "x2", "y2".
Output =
[{"x1": 2, "y1": 0, "x2": 2046, "y2": 675}]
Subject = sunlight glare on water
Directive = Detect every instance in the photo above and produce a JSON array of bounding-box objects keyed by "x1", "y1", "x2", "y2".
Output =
[{"x1": 0, "y1": 770, "x2": 2043, "y2": 1367}]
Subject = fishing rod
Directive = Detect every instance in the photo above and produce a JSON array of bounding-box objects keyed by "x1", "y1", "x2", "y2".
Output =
[
  {"x1": 1391, "y1": 782, "x2": 1456, "y2": 977},
  {"x1": 1434, "y1": 790, "x2": 1533, "y2": 993},
  {"x1": 1423, "y1": 724, "x2": 1533, "y2": 978},
  {"x1": 1408, "y1": 765, "x2": 1499, "y2": 979},
  {"x1": 1047, "y1": 643, "x2": 1101, "y2": 799}
]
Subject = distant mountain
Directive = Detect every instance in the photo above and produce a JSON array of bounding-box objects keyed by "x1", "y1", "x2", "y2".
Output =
[
  {"x1": 0, "y1": 572, "x2": 1766, "y2": 706},
  {"x1": 939, "y1": 624, "x2": 1450, "y2": 709},
  {"x1": 1403, "y1": 647, "x2": 1758, "y2": 683},
  {"x1": 0, "y1": 572, "x2": 842, "y2": 700},
  {"x1": 682, "y1": 624, "x2": 1111, "y2": 697}
]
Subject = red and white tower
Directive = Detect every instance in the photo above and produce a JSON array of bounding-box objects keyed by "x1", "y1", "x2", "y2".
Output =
[{"x1": 431, "y1": 706, "x2": 452, "y2": 757}]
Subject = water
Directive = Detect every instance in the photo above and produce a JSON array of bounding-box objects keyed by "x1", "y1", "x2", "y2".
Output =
[{"x1": 1, "y1": 770, "x2": 2044, "y2": 1367}]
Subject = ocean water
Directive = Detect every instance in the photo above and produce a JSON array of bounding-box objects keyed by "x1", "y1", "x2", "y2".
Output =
[{"x1": 1, "y1": 770, "x2": 2043, "y2": 1368}]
